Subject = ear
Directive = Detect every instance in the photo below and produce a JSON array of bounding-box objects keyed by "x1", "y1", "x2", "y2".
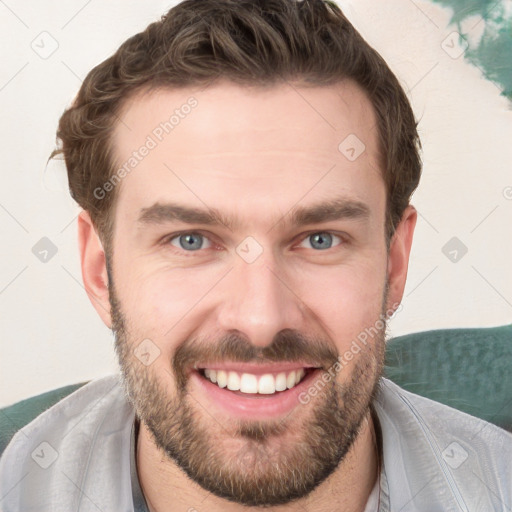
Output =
[
  {"x1": 77, "y1": 210, "x2": 112, "y2": 328},
  {"x1": 386, "y1": 205, "x2": 417, "y2": 314}
]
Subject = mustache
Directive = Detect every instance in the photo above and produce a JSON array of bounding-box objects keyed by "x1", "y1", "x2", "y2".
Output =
[{"x1": 172, "y1": 328, "x2": 339, "y2": 391}]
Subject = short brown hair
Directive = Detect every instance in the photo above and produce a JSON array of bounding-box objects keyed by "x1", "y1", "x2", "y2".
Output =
[{"x1": 50, "y1": 0, "x2": 421, "y2": 252}]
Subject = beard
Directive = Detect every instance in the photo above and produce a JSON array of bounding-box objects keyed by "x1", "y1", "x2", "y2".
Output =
[{"x1": 109, "y1": 280, "x2": 387, "y2": 507}]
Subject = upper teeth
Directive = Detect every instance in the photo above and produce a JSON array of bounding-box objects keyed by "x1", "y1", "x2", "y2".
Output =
[{"x1": 203, "y1": 368, "x2": 307, "y2": 394}]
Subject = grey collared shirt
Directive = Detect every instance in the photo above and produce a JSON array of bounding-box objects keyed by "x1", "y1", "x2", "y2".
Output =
[{"x1": 1, "y1": 375, "x2": 511, "y2": 511}]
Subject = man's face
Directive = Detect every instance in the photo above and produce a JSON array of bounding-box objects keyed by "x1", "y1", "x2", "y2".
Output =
[{"x1": 107, "y1": 81, "x2": 390, "y2": 506}]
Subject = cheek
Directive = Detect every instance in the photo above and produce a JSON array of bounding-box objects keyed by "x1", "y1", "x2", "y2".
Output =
[
  {"x1": 294, "y1": 261, "x2": 386, "y2": 349},
  {"x1": 117, "y1": 265, "x2": 223, "y2": 344}
]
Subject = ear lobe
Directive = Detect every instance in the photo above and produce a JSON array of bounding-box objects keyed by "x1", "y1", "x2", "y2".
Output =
[
  {"x1": 386, "y1": 205, "x2": 417, "y2": 314},
  {"x1": 77, "y1": 210, "x2": 112, "y2": 328}
]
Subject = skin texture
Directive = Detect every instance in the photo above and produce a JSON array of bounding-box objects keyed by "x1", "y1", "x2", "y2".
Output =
[{"x1": 78, "y1": 80, "x2": 417, "y2": 511}]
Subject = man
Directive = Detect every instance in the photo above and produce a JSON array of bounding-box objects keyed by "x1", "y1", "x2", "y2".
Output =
[{"x1": 0, "y1": 0, "x2": 510, "y2": 510}]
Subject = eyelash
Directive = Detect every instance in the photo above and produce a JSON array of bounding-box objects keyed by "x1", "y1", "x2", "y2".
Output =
[{"x1": 161, "y1": 230, "x2": 347, "y2": 254}]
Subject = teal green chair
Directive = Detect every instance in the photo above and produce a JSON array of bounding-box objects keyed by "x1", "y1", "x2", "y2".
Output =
[
  {"x1": 384, "y1": 324, "x2": 512, "y2": 432},
  {"x1": 1, "y1": 325, "x2": 511, "y2": 457}
]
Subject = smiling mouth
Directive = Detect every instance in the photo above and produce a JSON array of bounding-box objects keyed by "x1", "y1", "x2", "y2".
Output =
[
  {"x1": 196, "y1": 366, "x2": 318, "y2": 395},
  {"x1": 190, "y1": 362, "x2": 324, "y2": 418}
]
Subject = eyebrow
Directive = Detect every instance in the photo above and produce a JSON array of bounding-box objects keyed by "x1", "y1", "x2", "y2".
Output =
[{"x1": 137, "y1": 198, "x2": 370, "y2": 231}]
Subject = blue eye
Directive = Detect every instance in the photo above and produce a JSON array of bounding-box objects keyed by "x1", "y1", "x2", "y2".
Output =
[
  {"x1": 169, "y1": 233, "x2": 212, "y2": 251},
  {"x1": 299, "y1": 232, "x2": 342, "y2": 250}
]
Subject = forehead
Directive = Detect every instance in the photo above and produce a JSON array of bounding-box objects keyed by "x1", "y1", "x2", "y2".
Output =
[{"x1": 110, "y1": 80, "x2": 384, "y2": 226}]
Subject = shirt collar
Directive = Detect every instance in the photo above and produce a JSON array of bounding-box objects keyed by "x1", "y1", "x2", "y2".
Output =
[{"x1": 130, "y1": 415, "x2": 150, "y2": 512}]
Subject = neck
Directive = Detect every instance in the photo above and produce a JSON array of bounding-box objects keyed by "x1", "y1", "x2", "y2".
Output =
[{"x1": 136, "y1": 411, "x2": 379, "y2": 512}]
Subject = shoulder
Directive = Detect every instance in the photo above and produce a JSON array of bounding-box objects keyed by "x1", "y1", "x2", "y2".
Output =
[
  {"x1": 375, "y1": 378, "x2": 512, "y2": 511},
  {"x1": 0, "y1": 381, "x2": 90, "y2": 457},
  {"x1": 0, "y1": 374, "x2": 128, "y2": 457},
  {"x1": 0, "y1": 374, "x2": 134, "y2": 510}
]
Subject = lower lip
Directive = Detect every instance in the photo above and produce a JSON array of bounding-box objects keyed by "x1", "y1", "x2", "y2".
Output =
[{"x1": 190, "y1": 369, "x2": 321, "y2": 420}]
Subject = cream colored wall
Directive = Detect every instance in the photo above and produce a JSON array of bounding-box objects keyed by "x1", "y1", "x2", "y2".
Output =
[{"x1": 1, "y1": 0, "x2": 511, "y2": 406}]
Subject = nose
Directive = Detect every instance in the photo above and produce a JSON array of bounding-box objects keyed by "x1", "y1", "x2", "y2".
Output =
[{"x1": 216, "y1": 251, "x2": 305, "y2": 348}]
